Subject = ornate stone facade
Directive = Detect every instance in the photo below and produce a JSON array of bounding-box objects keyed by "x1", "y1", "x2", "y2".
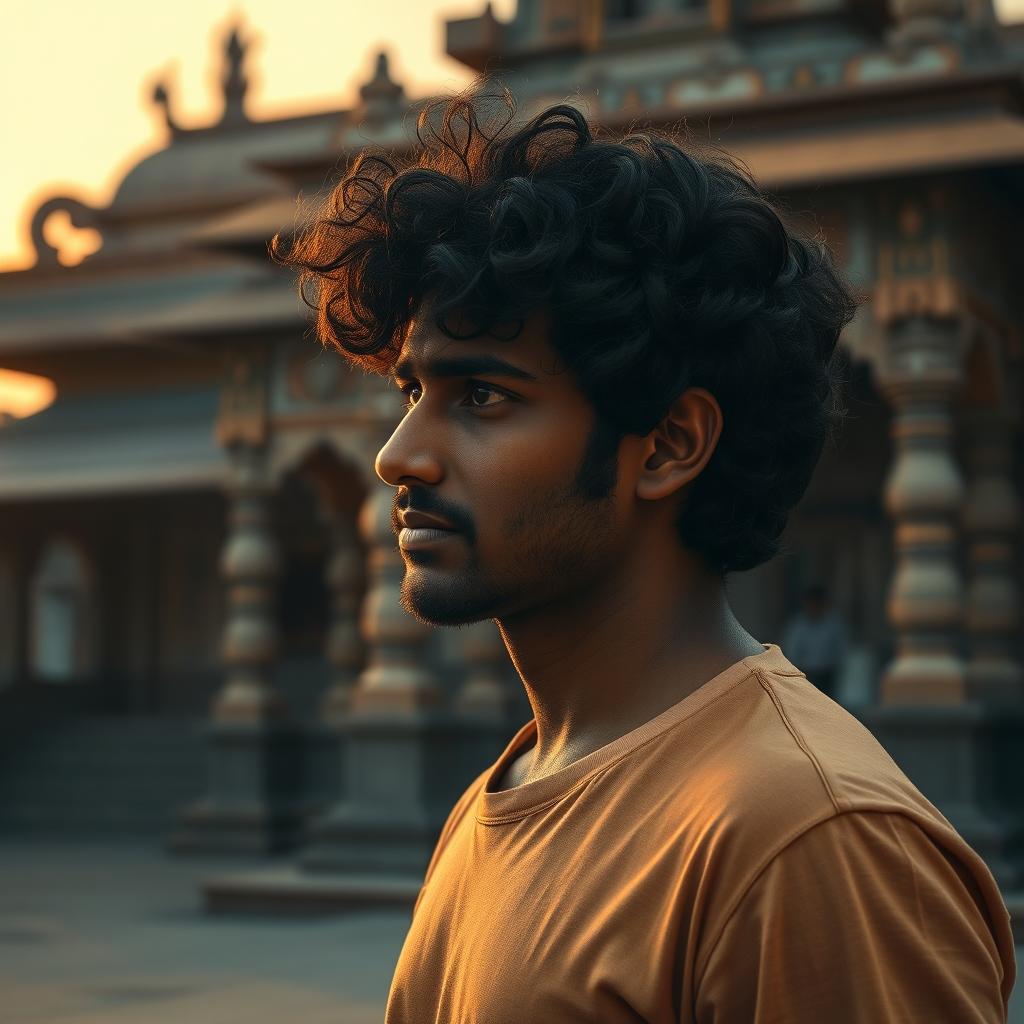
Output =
[{"x1": 0, "y1": 5, "x2": 1021, "y2": 895}]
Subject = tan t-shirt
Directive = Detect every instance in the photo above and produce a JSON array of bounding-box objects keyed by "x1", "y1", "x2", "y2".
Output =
[{"x1": 385, "y1": 643, "x2": 1016, "y2": 1023}]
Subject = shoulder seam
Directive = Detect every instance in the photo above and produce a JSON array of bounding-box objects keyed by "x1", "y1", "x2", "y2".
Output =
[
  {"x1": 753, "y1": 666, "x2": 842, "y2": 814},
  {"x1": 692, "y1": 810, "x2": 840, "y2": 991},
  {"x1": 692, "y1": 808, "x2": 921, "y2": 996}
]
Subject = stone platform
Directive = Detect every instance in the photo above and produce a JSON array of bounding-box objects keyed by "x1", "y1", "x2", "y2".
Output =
[{"x1": 202, "y1": 866, "x2": 420, "y2": 914}]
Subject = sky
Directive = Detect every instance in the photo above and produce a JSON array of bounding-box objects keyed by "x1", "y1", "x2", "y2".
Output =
[
  {"x1": 1, "y1": 0, "x2": 516, "y2": 271},
  {"x1": 3, "y1": 0, "x2": 1023, "y2": 271}
]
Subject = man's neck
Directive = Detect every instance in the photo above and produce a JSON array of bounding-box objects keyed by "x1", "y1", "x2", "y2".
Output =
[{"x1": 493, "y1": 540, "x2": 763, "y2": 786}]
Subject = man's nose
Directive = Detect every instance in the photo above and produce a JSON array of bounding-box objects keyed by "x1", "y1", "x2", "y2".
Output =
[{"x1": 375, "y1": 418, "x2": 444, "y2": 487}]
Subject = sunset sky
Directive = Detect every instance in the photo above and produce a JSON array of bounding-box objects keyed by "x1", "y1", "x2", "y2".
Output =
[{"x1": 2, "y1": 0, "x2": 1022, "y2": 272}]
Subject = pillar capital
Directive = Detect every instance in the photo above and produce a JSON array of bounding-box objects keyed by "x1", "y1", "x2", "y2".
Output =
[{"x1": 887, "y1": 0, "x2": 962, "y2": 49}]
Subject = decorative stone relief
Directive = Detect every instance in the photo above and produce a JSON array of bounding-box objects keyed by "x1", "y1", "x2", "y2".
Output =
[{"x1": 217, "y1": 347, "x2": 270, "y2": 449}]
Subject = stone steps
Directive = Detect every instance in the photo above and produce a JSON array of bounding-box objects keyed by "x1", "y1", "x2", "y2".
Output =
[{"x1": 0, "y1": 715, "x2": 207, "y2": 836}]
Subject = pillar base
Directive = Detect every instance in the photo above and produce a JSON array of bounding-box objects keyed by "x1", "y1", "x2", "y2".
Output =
[
  {"x1": 168, "y1": 721, "x2": 312, "y2": 855},
  {"x1": 880, "y1": 652, "x2": 965, "y2": 704},
  {"x1": 300, "y1": 709, "x2": 506, "y2": 876},
  {"x1": 304, "y1": 721, "x2": 345, "y2": 808},
  {"x1": 856, "y1": 703, "x2": 1024, "y2": 890},
  {"x1": 202, "y1": 866, "x2": 421, "y2": 915}
]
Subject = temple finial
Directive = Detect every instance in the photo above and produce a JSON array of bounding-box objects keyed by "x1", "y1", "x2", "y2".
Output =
[
  {"x1": 359, "y1": 51, "x2": 405, "y2": 123},
  {"x1": 220, "y1": 22, "x2": 249, "y2": 126},
  {"x1": 151, "y1": 78, "x2": 180, "y2": 135}
]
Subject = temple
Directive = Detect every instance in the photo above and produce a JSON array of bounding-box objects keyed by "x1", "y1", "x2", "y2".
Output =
[{"x1": 0, "y1": 3, "x2": 1021, "y2": 922}]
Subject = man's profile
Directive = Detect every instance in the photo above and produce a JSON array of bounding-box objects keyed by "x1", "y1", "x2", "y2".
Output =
[{"x1": 274, "y1": 83, "x2": 1015, "y2": 1023}]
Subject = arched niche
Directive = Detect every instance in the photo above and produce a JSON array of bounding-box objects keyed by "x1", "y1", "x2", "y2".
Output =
[
  {"x1": 273, "y1": 440, "x2": 371, "y2": 715},
  {"x1": 271, "y1": 433, "x2": 373, "y2": 522},
  {"x1": 29, "y1": 537, "x2": 97, "y2": 683},
  {"x1": 0, "y1": 550, "x2": 16, "y2": 687}
]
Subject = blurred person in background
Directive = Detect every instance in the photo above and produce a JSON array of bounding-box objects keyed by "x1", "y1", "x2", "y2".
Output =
[{"x1": 781, "y1": 582, "x2": 849, "y2": 702}]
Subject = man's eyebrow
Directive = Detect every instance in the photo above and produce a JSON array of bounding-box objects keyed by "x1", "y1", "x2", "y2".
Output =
[{"x1": 392, "y1": 354, "x2": 538, "y2": 384}]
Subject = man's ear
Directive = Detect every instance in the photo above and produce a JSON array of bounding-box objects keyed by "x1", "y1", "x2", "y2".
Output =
[{"x1": 635, "y1": 387, "x2": 723, "y2": 502}]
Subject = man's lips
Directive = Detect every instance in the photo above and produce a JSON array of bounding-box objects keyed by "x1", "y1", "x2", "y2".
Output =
[
  {"x1": 399, "y1": 509, "x2": 459, "y2": 532},
  {"x1": 399, "y1": 526, "x2": 462, "y2": 549},
  {"x1": 397, "y1": 509, "x2": 463, "y2": 550}
]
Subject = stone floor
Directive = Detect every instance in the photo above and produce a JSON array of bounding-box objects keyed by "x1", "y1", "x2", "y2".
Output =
[
  {"x1": 0, "y1": 838, "x2": 407, "y2": 1023},
  {"x1": 0, "y1": 837, "x2": 1020, "y2": 1023}
]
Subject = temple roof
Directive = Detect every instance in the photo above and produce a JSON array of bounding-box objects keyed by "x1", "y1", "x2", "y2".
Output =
[
  {"x1": 6, "y1": 5, "x2": 1024, "y2": 348},
  {"x1": 106, "y1": 115, "x2": 337, "y2": 221},
  {"x1": 0, "y1": 258, "x2": 267, "y2": 353},
  {"x1": 0, "y1": 385, "x2": 224, "y2": 500}
]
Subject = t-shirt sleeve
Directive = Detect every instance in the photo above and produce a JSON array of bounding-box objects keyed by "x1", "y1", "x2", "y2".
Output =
[{"x1": 694, "y1": 811, "x2": 1014, "y2": 1023}]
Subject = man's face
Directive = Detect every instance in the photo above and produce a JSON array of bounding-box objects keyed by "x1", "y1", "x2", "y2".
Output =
[{"x1": 374, "y1": 307, "x2": 632, "y2": 627}]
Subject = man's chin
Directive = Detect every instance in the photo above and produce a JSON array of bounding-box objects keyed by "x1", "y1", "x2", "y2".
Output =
[{"x1": 399, "y1": 579, "x2": 500, "y2": 629}]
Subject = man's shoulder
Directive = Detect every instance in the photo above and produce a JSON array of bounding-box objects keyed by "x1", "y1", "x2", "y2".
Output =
[{"x1": 665, "y1": 666, "x2": 948, "y2": 864}]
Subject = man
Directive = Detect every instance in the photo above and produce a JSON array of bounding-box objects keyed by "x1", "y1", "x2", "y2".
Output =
[
  {"x1": 275, "y1": 83, "x2": 1015, "y2": 1022},
  {"x1": 782, "y1": 583, "x2": 849, "y2": 701}
]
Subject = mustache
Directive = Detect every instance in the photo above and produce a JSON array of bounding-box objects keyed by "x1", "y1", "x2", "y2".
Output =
[{"x1": 392, "y1": 489, "x2": 470, "y2": 535}]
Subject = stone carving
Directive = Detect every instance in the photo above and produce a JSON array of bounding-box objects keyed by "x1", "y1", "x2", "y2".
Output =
[
  {"x1": 29, "y1": 196, "x2": 102, "y2": 268},
  {"x1": 220, "y1": 24, "x2": 249, "y2": 127},
  {"x1": 359, "y1": 52, "x2": 406, "y2": 125},
  {"x1": 151, "y1": 78, "x2": 180, "y2": 136},
  {"x1": 286, "y1": 346, "x2": 352, "y2": 405},
  {"x1": 888, "y1": 0, "x2": 962, "y2": 49},
  {"x1": 217, "y1": 348, "x2": 270, "y2": 449},
  {"x1": 874, "y1": 199, "x2": 961, "y2": 326}
]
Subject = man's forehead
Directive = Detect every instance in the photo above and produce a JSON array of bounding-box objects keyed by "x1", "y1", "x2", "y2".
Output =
[{"x1": 395, "y1": 306, "x2": 559, "y2": 379}]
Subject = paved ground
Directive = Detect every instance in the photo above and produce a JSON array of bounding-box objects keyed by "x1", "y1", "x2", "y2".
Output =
[
  {"x1": 0, "y1": 837, "x2": 1020, "y2": 1023},
  {"x1": 0, "y1": 838, "x2": 408, "y2": 1023}
]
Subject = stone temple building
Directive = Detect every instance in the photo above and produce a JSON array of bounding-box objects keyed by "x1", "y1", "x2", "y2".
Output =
[{"x1": 0, "y1": 2, "x2": 1021, "y2": 918}]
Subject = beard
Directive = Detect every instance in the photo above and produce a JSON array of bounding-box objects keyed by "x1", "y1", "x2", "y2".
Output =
[{"x1": 398, "y1": 414, "x2": 623, "y2": 628}]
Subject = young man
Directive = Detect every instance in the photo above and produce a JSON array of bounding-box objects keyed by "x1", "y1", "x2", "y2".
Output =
[{"x1": 275, "y1": 85, "x2": 1015, "y2": 1022}]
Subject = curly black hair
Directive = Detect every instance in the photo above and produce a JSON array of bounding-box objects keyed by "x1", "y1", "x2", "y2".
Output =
[{"x1": 272, "y1": 79, "x2": 859, "y2": 576}]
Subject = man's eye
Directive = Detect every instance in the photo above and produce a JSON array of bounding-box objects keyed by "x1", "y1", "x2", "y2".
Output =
[
  {"x1": 464, "y1": 383, "x2": 507, "y2": 409},
  {"x1": 396, "y1": 382, "x2": 508, "y2": 411},
  {"x1": 397, "y1": 383, "x2": 420, "y2": 409}
]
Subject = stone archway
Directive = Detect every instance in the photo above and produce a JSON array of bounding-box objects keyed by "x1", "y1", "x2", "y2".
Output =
[
  {"x1": 29, "y1": 536, "x2": 96, "y2": 682},
  {"x1": 274, "y1": 441, "x2": 369, "y2": 722}
]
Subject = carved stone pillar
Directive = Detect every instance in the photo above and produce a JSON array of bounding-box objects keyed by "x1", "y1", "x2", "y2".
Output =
[
  {"x1": 878, "y1": 316, "x2": 967, "y2": 704},
  {"x1": 213, "y1": 444, "x2": 285, "y2": 723},
  {"x1": 454, "y1": 618, "x2": 515, "y2": 718},
  {"x1": 857, "y1": 198, "x2": 1024, "y2": 892},
  {"x1": 321, "y1": 516, "x2": 368, "y2": 724},
  {"x1": 300, "y1": 477, "x2": 464, "y2": 875},
  {"x1": 454, "y1": 618, "x2": 524, "y2": 781},
  {"x1": 171, "y1": 348, "x2": 306, "y2": 854},
  {"x1": 349, "y1": 481, "x2": 444, "y2": 710},
  {"x1": 961, "y1": 409, "x2": 1023, "y2": 702},
  {"x1": 303, "y1": 512, "x2": 367, "y2": 812}
]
